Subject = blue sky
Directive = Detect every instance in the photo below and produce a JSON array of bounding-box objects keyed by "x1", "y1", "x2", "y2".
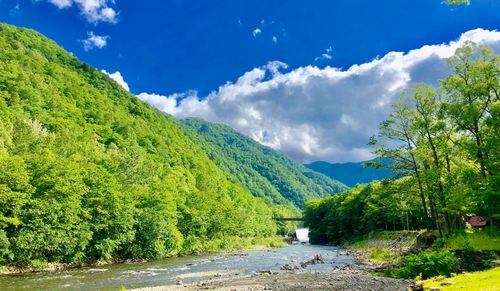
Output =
[
  {"x1": 1, "y1": 0, "x2": 498, "y2": 95},
  {"x1": 1, "y1": 0, "x2": 499, "y2": 162}
]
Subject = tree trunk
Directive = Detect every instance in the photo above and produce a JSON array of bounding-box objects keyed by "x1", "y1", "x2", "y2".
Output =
[
  {"x1": 473, "y1": 122, "x2": 487, "y2": 178},
  {"x1": 405, "y1": 132, "x2": 430, "y2": 227},
  {"x1": 424, "y1": 127, "x2": 450, "y2": 233}
]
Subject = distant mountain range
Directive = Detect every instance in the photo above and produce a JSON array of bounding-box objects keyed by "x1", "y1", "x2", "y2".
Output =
[{"x1": 304, "y1": 160, "x2": 392, "y2": 187}]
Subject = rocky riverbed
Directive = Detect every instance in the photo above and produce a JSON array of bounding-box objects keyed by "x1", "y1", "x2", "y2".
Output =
[{"x1": 133, "y1": 265, "x2": 413, "y2": 290}]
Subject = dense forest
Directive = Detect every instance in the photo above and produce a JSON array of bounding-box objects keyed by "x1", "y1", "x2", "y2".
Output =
[
  {"x1": 305, "y1": 159, "x2": 392, "y2": 187},
  {"x1": 181, "y1": 118, "x2": 347, "y2": 208},
  {"x1": 304, "y1": 41, "x2": 499, "y2": 243},
  {"x1": 0, "y1": 23, "x2": 295, "y2": 268}
]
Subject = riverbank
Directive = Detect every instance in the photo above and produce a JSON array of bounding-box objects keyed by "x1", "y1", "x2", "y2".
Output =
[
  {"x1": 0, "y1": 236, "x2": 286, "y2": 276},
  {"x1": 417, "y1": 267, "x2": 500, "y2": 290},
  {"x1": 338, "y1": 230, "x2": 500, "y2": 289},
  {"x1": 132, "y1": 265, "x2": 413, "y2": 290},
  {"x1": 345, "y1": 231, "x2": 419, "y2": 266}
]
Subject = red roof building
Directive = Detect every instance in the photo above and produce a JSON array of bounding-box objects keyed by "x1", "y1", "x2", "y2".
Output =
[{"x1": 469, "y1": 216, "x2": 488, "y2": 228}]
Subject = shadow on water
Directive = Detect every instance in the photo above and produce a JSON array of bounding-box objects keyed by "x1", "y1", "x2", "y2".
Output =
[{"x1": 0, "y1": 229, "x2": 355, "y2": 290}]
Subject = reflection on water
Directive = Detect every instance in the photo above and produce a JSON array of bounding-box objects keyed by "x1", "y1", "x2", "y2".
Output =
[{"x1": 0, "y1": 239, "x2": 354, "y2": 290}]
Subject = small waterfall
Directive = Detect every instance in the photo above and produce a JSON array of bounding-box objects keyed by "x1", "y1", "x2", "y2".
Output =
[{"x1": 295, "y1": 228, "x2": 309, "y2": 242}]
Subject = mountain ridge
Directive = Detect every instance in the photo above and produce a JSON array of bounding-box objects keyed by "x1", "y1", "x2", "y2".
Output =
[
  {"x1": 180, "y1": 117, "x2": 348, "y2": 208},
  {"x1": 305, "y1": 159, "x2": 392, "y2": 187}
]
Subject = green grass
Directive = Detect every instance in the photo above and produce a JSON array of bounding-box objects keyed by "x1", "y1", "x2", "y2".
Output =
[
  {"x1": 420, "y1": 267, "x2": 500, "y2": 290},
  {"x1": 439, "y1": 231, "x2": 500, "y2": 252},
  {"x1": 366, "y1": 230, "x2": 420, "y2": 240},
  {"x1": 349, "y1": 231, "x2": 419, "y2": 264}
]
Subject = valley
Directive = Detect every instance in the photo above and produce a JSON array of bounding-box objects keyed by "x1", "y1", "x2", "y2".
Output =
[{"x1": 0, "y1": 0, "x2": 499, "y2": 289}]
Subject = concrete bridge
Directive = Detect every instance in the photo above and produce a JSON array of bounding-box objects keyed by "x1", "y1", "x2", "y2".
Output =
[{"x1": 273, "y1": 217, "x2": 304, "y2": 221}]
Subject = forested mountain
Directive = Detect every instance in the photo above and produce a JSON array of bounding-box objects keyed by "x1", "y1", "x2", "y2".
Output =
[
  {"x1": 305, "y1": 159, "x2": 392, "y2": 187},
  {"x1": 0, "y1": 23, "x2": 281, "y2": 267},
  {"x1": 181, "y1": 118, "x2": 348, "y2": 208}
]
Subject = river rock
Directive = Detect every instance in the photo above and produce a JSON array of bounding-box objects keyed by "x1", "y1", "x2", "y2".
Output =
[
  {"x1": 281, "y1": 264, "x2": 299, "y2": 271},
  {"x1": 300, "y1": 254, "x2": 325, "y2": 268},
  {"x1": 409, "y1": 282, "x2": 424, "y2": 290}
]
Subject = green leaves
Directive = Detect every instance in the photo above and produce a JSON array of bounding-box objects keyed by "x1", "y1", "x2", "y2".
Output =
[
  {"x1": 305, "y1": 42, "x2": 499, "y2": 244},
  {"x1": 0, "y1": 22, "x2": 279, "y2": 267},
  {"x1": 394, "y1": 250, "x2": 459, "y2": 279}
]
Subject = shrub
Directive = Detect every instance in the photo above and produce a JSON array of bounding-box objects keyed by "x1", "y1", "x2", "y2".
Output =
[{"x1": 392, "y1": 250, "x2": 459, "y2": 279}]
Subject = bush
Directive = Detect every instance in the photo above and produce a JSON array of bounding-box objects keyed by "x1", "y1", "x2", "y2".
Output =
[
  {"x1": 453, "y1": 249, "x2": 498, "y2": 272},
  {"x1": 392, "y1": 250, "x2": 459, "y2": 279}
]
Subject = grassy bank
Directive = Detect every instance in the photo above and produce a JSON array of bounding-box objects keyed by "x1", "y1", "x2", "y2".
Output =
[
  {"x1": 435, "y1": 229, "x2": 500, "y2": 252},
  {"x1": 345, "y1": 229, "x2": 499, "y2": 281},
  {"x1": 418, "y1": 267, "x2": 500, "y2": 290},
  {"x1": 348, "y1": 231, "x2": 419, "y2": 265}
]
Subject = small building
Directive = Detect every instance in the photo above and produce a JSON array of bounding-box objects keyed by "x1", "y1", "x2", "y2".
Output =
[{"x1": 468, "y1": 216, "x2": 488, "y2": 228}]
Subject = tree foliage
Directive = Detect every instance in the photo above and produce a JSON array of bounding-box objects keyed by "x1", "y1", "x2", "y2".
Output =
[
  {"x1": 305, "y1": 42, "x2": 499, "y2": 242},
  {"x1": 0, "y1": 23, "x2": 280, "y2": 267}
]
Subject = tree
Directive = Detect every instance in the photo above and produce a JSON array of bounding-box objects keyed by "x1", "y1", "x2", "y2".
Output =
[{"x1": 370, "y1": 99, "x2": 431, "y2": 228}]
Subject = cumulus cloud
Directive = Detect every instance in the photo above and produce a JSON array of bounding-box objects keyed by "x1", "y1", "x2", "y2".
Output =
[
  {"x1": 101, "y1": 70, "x2": 129, "y2": 91},
  {"x1": 81, "y1": 31, "x2": 108, "y2": 50},
  {"x1": 136, "y1": 28, "x2": 500, "y2": 163},
  {"x1": 45, "y1": 0, "x2": 118, "y2": 24},
  {"x1": 252, "y1": 28, "x2": 262, "y2": 37}
]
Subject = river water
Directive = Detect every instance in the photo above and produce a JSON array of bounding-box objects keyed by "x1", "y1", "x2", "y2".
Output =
[{"x1": 0, "y1": 232, "x2": 355, "y2": 290}]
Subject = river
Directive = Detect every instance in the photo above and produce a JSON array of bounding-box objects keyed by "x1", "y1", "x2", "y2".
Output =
[{"x1": 0, "y1": 230, "x2": 356, "y2": 290}]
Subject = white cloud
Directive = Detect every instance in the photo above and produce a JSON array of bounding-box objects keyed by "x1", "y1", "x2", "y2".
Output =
[
  {"x1": 321, "y1": 53, "x2": 332, "y2": 59},
  {"x1": 101, "y1": 70, "x2": 129, "y2": 91},
  {"x1": 9, "y1": 3, "x2": 21, "y2": 17},
  {"x1": 315, "y1": 46, "x2": 333, "y2": 61},
  {"x1": 45, "y1": 0, "x2": 118, "y2": 24},
  {"x1": 252, "y1": 28, "x2": 262, "y2": 37},
  {"x1": 81, "y1": 31, "x2": 109, "y2": 50},
  {"x1": 135, "y1": 28, "x2": 500, "y2": 163},
  {"x1": 272, "y1": 36, "x2": 278, "y2": 43}
]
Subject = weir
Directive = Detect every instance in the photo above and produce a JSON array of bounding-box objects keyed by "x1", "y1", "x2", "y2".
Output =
[{"x1": 295, "y1": 228, "x2": 310, "y2": 242}]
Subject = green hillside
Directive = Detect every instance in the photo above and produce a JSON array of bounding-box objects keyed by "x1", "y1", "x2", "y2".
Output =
[
  {"x1": 181, "y1": 118, "x2": 348, "y2": 208},
  {"x1": 0, "y1": 23, "x2": 280, "y2": 267}
]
